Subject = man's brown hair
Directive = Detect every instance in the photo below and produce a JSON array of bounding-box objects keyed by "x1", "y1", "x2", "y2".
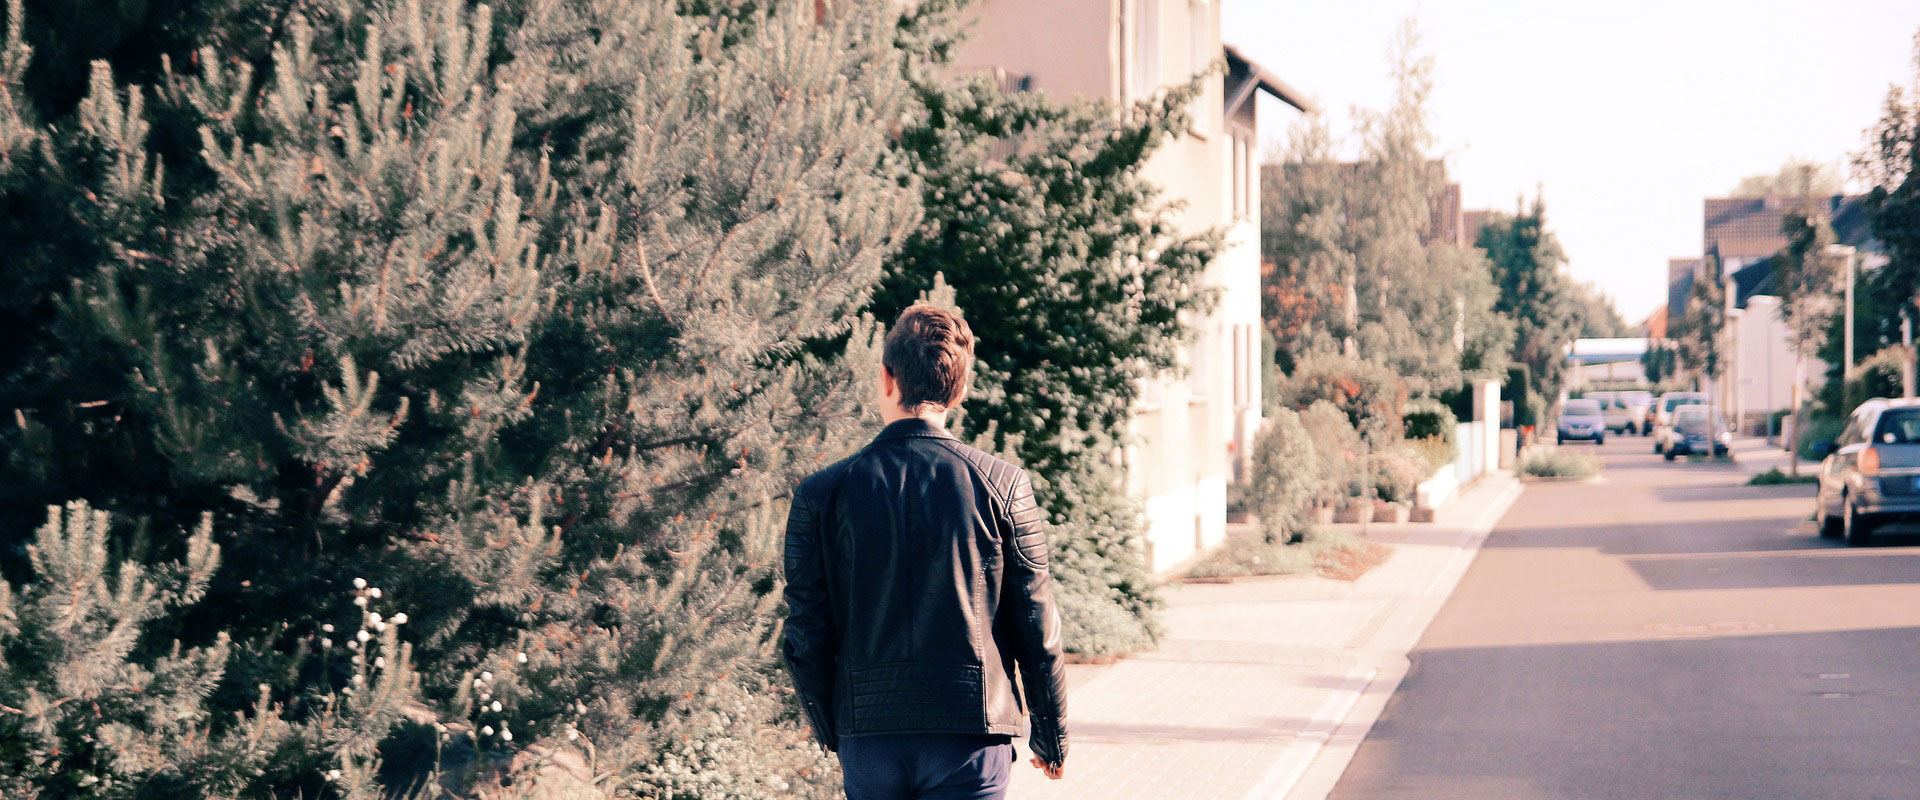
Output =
[{"x1": 883, "y1": 304, "x2": 975, "y2": 413}]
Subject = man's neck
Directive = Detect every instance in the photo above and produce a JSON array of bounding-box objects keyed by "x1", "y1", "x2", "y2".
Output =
[{"x1": 881, "y1": 408, "x2": 949, "y2": 428}]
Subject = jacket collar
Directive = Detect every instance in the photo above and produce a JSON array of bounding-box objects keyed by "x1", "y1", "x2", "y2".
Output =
[{"x1": 873, "y1": 417, "x2": 956, "y2": 442}]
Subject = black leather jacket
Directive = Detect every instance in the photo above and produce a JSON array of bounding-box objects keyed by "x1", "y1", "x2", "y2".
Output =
[{"x1": 781, "y1": 418, "x2": 1067, "y2": 755}]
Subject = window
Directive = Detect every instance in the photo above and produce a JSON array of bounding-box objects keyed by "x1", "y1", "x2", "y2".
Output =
[
  {"x1": 1243, "y1": 137, "x2": 1258, "y2": 218},
  {"x1": 1188, "y1": 0, "x2": 1211, "y2": 76},
  {"x1": 1874, "y1": 408, "x2": 1920, "y2": 444},
  {"x1": 1231, "y1": 136, "x2": 1245, "y2": 219},
  {"x1": 1231, "y1": 324, "x2": 1245, "y2": 406},
  {"x1": 1132, "y1": 0, "x2": 1160, "y2": 99},
  {"x1": 1838, "y1": 413, "x2": 1868, "y2": 446}
]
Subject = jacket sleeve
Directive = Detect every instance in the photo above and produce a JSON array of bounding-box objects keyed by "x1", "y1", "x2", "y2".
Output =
[
  {"x1": 1003, "y1": 469, "x2": 1068, "y2": 756},
  {"x1": 781, "y1": 488, "x2": 839, "y2": 751}
]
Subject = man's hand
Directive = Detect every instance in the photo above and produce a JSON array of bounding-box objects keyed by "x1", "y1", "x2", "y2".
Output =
[
  {"x1": 1028, "y1": 714, "x2": 1066, "y2": 779},
  {"x1": 1029, "y1": 756, "x2": 1064, "y2": 780}
]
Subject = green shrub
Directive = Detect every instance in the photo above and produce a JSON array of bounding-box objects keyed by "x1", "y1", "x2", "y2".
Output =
[
  {"x1": 1279, "y1": 356, "x2": 1408, "y2": 443},
  {"x1": 1184, "y1": 526, "x2": 1371, "y2": 579},
  {"x1": 1519, "y1": 448, "x2": 1601, "y2": 478},
  {"x1": 1748, "y1": 468, "x2": 1819, "y2": 486},
  {"x1": 1403, "y1": 397, "x2": 1459, "y2": 442},
  {"x1": 1409, "y1": 434, "x2": 1456, "y2": 474},
  {"x1": 1056, "y1": 585, "x2": 1160, "y2": 658},
  {"x1": 1248, "y1": 408, "x2": 1320, "y2": 543},
  {"x1": 1796, "y1": 414, "x2": 1845, "y2": 462},
  {"x1": 1843, "y1": 347, "x2": 1909, "y2": 415},
  {"x1": 1033, "y1": 459, "x2": 1163, "y2": 658},
  {"x1": 1299, "y1": 401, "x2": 1364, "y2": 503},
  {"x1": 1370, "y1": 442, "x2": 1431, "y2": 505}
]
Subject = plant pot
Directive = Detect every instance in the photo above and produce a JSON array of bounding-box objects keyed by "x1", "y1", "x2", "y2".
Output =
[
  {"x1": 1312, "y1": 504, "x2": 1337, "y2": 525},
  {"x1": 1332, "y1": 501, "x2": 1373, "y2": 524},
  {"x1": 1408, "y1": 506, "x2": 1437, "y2": 523},
  {"x1": 1371, "y1": 501, "x2": 1407, "y2": 524}
]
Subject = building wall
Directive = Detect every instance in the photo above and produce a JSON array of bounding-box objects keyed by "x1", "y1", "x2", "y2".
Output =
[
  {"x1": 1731, "y1": 296, "x2": 1817, "y2": 430},
  {"x1": 954, "y1": 0, "x2": 1265, "y2": 574},
  {"x1": 949, "y1": 1, "x2": 1119, "y2": 98}
]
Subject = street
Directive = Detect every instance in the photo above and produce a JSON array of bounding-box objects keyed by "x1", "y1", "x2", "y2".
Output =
[{"x1": 1331, "y1": 435, "x2": 1920, "y2": 799}]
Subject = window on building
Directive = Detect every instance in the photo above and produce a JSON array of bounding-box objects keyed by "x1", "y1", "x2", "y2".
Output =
[
  {"x1": 1188, "y1": 0, "x2": 1211, "y2": 76},
  {"x1": 1132, "y1": 0, "x2": 1160, "y2": 99},
  {"x1": 1244, "y1": 137, "x2": 1259, "y2": 218},
  {"x1": 1231, "y1": 135, "x2": 1245, "y2": 219}
]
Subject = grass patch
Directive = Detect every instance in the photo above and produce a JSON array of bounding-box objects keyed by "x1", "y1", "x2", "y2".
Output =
[
  {"x1": 1519, "y1": 448, "x2": 1601, "y2": 479},
  {"x1": 1747, "y1": 467, "x2": 1819, "y2": 486},
  {"x1": 1184, "y1": 527, "x2": 1391, "y2": 581}
]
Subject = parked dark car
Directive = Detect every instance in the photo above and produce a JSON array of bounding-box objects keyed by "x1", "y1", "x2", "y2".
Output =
[
  {"x1": 1662, "y1": 405, "x2": 1729, "y2": 460},
  {"x1": 1815, "y1": 398, "x2": 1920, "y2": 546}
]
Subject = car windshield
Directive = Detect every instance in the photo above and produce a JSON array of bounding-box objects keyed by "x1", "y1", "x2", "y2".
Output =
[
  {"x1": 1663, "y1": 395, "x2": 1704, "y2": 412},
  {"x1": 1874, "y1": 408, "x2": 1920, "y2": 444},
  {"x1": 1674, "y1": 410, "x2": 1713, "y2": 434},
  {"x1": 1623, "y1": 392, "x2": 1653, "y2": 406},
  {"x1": 1563, "y1": 400, "x2": 1601, "y2": 416}
]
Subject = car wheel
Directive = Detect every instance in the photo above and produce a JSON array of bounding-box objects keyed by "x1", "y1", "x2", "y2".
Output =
[
  {"x1": 1557, "y1": 435, "x2": 1565, "y2": 445},
  {"x1": 1654, "y1": 441, "x2": 1664, "y2": 454},
  {"x1": 1597, "y1": 435, "x2": 1606, "y2": 445},
  {"x1": 1844, "y1": 493, "x2": 1875, "y2": 547},
  {"x1": 1664, "y1": 449, "x2": 1676, "y2": 461},
  {"x1": 1819, "y1": 501, "x2": 1843, "y2": 539}
]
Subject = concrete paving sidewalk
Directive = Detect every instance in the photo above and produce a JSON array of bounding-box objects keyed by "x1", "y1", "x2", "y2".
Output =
[
  {"x1": 1728, "y1": 434, "x2": 1820, "y2": 476},
  {"x1": 1006, "y1": 474, "x2": 1523, "y2": 800}
]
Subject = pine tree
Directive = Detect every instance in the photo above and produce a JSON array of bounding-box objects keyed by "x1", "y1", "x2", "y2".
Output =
[
  {"x1": 0, "y1": 0, "x2": 915, "y2": 796},
  {"x1": 875, "y1": 1, "x2": 1219, "y2": 657}
]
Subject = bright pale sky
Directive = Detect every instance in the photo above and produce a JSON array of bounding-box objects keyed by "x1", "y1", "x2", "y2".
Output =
[{"x1": 1225, "y1": 0, "x2": 1920, "y2": 324}]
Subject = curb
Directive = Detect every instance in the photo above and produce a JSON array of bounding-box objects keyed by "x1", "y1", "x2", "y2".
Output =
[{"x1": 1269, "y1": 477, "x2": 1526, "y2": 800}]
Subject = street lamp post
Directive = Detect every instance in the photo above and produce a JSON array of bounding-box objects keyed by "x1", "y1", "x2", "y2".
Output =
[{"x1": 1830, "y1": 244, "x2": 1857, "y2": 373}]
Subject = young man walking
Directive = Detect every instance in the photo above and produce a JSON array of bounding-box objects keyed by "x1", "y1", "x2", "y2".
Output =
[{"x1": 783, "y1": 304, "x2": 1069, "y2": 799}]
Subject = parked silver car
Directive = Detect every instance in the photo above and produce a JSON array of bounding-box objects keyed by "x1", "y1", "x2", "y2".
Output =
[
  {"x1": 1557, "y1": 399, "x2": 1606, "y2": 445},
  {"x1": 1815, "y1": 398, "x2": 1920, "y2": 546}
]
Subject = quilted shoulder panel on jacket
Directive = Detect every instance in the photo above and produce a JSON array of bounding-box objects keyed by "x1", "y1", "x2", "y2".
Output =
[{"x1": 934, "y1": 441, "x2": 1048, "y2": 569}]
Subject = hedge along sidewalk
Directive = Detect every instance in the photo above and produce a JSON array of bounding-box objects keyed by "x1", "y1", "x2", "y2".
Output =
[{"x1": 1005, "y1": 473, "x2": 1523, "y2": 800}]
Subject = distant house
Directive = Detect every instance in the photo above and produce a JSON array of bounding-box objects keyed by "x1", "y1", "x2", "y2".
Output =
[
  {"x1": 1461, "y1": 209, "x2": 1494, "y2": 249},
  {"x1": 952, "y1": 1, "x2": 1313, "y2": 574},
  {"x1": 1666, "y1": 257, "x2": 1703, "y2": 323},
  {"x1": 1668, "y1": 194, "x2": 1881, "y2": 431}
]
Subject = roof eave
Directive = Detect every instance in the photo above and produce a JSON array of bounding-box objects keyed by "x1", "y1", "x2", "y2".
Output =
[{"x1": 1222, "y1": 43, "x2": 1318, "y2": 115}]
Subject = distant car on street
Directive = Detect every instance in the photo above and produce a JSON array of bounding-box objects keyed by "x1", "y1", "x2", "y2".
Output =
[
  {"x1": 1558, "y1": 399, "x2": 1606, "y2": 445},
  {"x1": 1662, "y1": 405, "x2": 1729, "y2": 460},
  {"x1": 1815, "y1": 398, "x2": 1920, "y2": 546},
  {"x1": 1606, "y1": 390, "x2": 1654, "y2": 435},
  {"x1": 1652, "y1": 392, "x2": 1708, "y2": 454}
]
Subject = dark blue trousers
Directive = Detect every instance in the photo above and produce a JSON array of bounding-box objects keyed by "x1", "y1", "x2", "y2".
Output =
[{"x1": 838, "y1": 733, "x2": 1015, "y2": 800}]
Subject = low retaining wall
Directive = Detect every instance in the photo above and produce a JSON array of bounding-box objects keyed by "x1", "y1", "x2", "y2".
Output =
[{"x1": 1417, "y1": 420, "x2": 1499, "y2": 511}]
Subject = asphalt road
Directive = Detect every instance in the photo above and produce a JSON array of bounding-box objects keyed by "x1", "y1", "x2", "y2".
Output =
[{"x1": 1331, "y1": 434, "x2": 1920, "y2": 800}]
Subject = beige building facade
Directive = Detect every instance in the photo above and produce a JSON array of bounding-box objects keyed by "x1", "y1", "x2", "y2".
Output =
[{"x1": 952, "y1": 1, "x2": 1312, "y2": 572}]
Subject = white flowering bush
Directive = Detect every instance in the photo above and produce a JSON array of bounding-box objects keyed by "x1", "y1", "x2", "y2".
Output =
[{"x1": 630, "y1": 676, "x2": 841, "y2": 799}]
